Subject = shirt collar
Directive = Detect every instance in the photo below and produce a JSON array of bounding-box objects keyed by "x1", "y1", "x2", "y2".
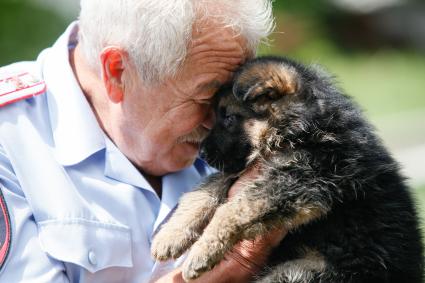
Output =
[
  {"x1": 104, "y1": 136, "x2": 155, "y2": 192},
  {"x1": 40, "y1": 22, "x2": 105, "y2": 166}
]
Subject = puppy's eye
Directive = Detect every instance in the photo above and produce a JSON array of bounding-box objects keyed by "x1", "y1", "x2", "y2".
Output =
[{"x1": 223, "y1": 114, "x2": 238, "y2": 128}]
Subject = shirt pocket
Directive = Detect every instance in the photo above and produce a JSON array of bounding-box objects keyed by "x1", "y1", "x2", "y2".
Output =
[{"x1": 38, "y1": 219, "x2": 133, "y2": 273}]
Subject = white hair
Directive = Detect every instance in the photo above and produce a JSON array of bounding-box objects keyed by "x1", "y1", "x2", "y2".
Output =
[{"x1": 78, "y1": 0, "x2": 274, "y2": 84}]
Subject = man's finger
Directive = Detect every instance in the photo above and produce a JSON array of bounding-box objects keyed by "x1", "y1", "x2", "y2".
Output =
[{"x1": 228, "y1": 164, "x2": 262, "y2": 198}]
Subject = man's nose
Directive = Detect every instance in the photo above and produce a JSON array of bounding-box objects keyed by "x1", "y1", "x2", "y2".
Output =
[{"x1": 202, "y1": 107, "x2": 216, "y2": 130}]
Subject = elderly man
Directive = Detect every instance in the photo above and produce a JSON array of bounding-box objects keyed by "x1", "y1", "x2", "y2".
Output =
[{"x1": 0, "y1": 0, "x2": 282, "y2": 282}]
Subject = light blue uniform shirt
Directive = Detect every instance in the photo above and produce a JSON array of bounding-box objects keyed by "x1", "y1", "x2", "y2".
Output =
[{"x1": 0, "y1": 22, "x2": 213, "y2": 283}]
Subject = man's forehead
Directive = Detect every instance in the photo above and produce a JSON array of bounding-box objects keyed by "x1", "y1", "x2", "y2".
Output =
[{"x1": 190, "y1": 19, "x2": 251, "y2": 56}]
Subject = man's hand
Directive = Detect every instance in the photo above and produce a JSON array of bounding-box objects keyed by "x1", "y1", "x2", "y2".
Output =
[
  {"x1": 222, "y1": 165, "x2": 287, "y2": 281},
  {"x1": 155, "y1": 165, "x2": 287, "y2": 282},
  {"x1": 154, "y1": 228, "x2": 285, "y2": 283}
]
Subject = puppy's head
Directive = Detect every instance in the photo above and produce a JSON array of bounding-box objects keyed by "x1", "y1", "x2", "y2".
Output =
[
  {"x1": 201, "y1": 56, "x2": 334, "y2": 174},
  {"x1": 200, "y1": 85, "x2": 260, "y2": 173}
]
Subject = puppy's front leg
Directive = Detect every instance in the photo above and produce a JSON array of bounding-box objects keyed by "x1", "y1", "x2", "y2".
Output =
[
  {"x1": 182, "y1": 190, "x2": 273, "y2": 281},
  {"x1": 182, "y1": 167, "x2": 335, "y2": 281},
  {"x1": 151, "y1": 172, "x2": 233, "y2": 261}
]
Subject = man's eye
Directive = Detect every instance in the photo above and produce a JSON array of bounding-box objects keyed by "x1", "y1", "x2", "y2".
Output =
[{"x1": 223, "y1": 114, "x2": 238, "y2": 128}]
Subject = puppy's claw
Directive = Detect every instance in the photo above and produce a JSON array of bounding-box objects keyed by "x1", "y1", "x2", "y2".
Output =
[
  {"x1": 151, "y1": 231, "x2": 189, "y2": 261},
  {"x1": 182, "y1": 253, "x2": 213, "y2": 281},
  {"x1": 182, "y1": 244, "x2": 223, "y2": 281}
]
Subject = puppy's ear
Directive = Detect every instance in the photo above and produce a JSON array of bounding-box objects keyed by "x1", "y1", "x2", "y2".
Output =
[{"x1": 233, "y1": 60, "x2": 300, "y2": 111}]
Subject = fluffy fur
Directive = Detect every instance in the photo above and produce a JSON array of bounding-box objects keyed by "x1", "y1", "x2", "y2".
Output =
[{"x1": 151, "y1": 56, "x2": 424, "y2": 282}]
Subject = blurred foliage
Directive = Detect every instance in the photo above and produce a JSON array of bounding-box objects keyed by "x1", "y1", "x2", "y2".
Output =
[
  {"x1": 264, "y1": 1, "x2": 425, "y2": 119},
  {"x1": 273, "y1": 0, "x2": 330, "y2": 16},
  {"x1": 0, "y1": 1, "x2": 71, "y2": 65}
]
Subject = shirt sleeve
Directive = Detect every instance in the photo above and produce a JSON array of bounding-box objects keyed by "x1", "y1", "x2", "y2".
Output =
[{"x1": 0, "y1": 144, "x2": 70, "y2": 283}]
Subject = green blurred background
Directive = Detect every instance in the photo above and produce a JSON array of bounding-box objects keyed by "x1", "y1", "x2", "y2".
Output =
[{"x1": 1, "y1": 0, "x2": 425, "y2": 232}]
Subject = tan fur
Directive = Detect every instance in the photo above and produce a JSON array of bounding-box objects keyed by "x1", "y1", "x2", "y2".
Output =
[
  {"x1": 181, "y1": 192, "x2": 271, "y2": 281},
  {"x1": 285, "y1": 206, "x2": 327, "y2": 230},
  {"x1": 291, "y1": 248, "x2": 327, "y2": 272},
  {"x1": 151, "y1": 189, "x2": 220, "y2": 260},
  {"x1": 259, "y1": 248, "x2": 327, "y2": 283},
  {"x1": 244, "y1": 119, "x2": 269, "y2": 148},
  {"x1": 244, "y1": 119, "x2": 271, "y2": 167},
  {"x1": 237, "y1": 62, "x2": 300, "y2": 101},
  {"x1": 262, "y1": 63, "x2": 299, "y2": 95},
  {"x1": 279, "y1": 250, "x2": 326, "y2": 283}
]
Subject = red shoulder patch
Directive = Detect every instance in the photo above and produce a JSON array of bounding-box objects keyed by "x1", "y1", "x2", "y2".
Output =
[
  {"x1": 0, "y1": 187, "x2": 11, "y2": 270},
  {"x1": 0, "y1": 72, "x2": 46, "y2": 107}
]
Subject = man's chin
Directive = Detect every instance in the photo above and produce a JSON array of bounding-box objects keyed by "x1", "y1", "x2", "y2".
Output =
[
  {"x1": 184, "y1": 141, "x2": 201, "y2": 152},
  {"x1": 167, "y1": 142, "x2": 200, "y2": 172},
  {"x1": 181, "y1": 142, "x2": 201, "y2": 163}
]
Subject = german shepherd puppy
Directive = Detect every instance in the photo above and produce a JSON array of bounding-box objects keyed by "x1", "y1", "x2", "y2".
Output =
[{"x1": 151, "y1": 56, "x2": 423, "y2": 283}]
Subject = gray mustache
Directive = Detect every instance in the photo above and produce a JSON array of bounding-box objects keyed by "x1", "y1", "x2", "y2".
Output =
[{"x1": 177, "y1": 127, "x2": 209, "y2": 144}]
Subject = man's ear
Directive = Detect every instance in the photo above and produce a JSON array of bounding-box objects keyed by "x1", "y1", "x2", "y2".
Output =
[{"x1": 100, "y1": 47, "x2": 127, "y2": 103}]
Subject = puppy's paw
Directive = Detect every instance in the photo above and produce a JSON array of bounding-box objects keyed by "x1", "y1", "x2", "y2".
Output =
[
  {"x1": 151, "y1": 229, "x2": 193, "y2": 261},
  {"x1": 182, "y1": 241, "x2": 223, "y2": 281},
  {"x1": 182, "y1": 251, "x2": 213, "y2": 281}
]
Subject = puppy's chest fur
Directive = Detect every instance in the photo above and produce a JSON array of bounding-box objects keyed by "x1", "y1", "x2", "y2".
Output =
[{"x1": 152, "y1": 56, "x2": 423, "y2": 283}]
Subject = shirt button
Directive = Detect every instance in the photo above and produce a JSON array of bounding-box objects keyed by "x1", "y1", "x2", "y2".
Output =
[{"x1": 88, "y1": 250, "x2": 97, "y2": 266}]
